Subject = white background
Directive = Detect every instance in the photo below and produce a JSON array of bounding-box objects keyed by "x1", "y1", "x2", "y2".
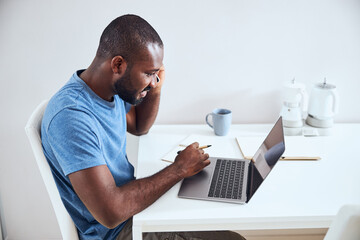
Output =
[{"x1": 0, "y1": 0, "x2": 359, "y2": 239}]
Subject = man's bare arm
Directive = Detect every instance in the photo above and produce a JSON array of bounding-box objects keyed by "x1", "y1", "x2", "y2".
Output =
[{"x1": 68, "y1": 142, "x2": 210, "y2": 229}]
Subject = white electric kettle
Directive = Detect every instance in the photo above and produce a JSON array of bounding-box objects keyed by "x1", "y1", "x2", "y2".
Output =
[{"x1": 306, "y1": 78, "x2": 339, "y2": 128}]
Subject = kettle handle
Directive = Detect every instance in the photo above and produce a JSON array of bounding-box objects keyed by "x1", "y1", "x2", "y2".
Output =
[
  {"x1": 331, "y1": 90, "x2": 339, "y2": 114},
  {"x1": 300, "y1": 88, "x2": 308, "y2": 114}
]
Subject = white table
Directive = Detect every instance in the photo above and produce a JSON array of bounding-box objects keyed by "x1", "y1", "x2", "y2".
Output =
[{"x1": 132, "y1": 124, "x2": 360, "y2": 240}]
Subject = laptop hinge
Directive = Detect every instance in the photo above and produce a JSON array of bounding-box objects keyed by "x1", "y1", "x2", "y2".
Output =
[{"x1": 246, "y1": 161, "x2": 254, "y2": 203}]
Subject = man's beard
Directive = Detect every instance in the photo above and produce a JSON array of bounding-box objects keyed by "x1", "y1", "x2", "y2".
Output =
[{"x1": 114, "y1": 71, "x2": 146, "y2": 105}]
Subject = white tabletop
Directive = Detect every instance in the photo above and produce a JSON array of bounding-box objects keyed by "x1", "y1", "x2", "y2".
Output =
[{"x1": 132, "y1": 124, "x2": 360, "y2": 239}]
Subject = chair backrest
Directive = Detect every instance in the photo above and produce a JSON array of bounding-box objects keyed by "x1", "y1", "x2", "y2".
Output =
[
  {"x1": 324, "y1": 204, "x2": 360, "y2": 240},
  {"x1": 25, "y1": 100, "x2": 79, "y2": 240}
]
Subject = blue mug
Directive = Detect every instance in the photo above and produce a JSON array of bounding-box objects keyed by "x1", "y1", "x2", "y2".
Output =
[{"x1": 206, "y1": 108, "x2": 232, "y2": 136}]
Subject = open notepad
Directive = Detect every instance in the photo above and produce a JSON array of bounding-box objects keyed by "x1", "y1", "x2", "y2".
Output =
[{"x1": 161, "y1": 134, "x2": 245, "y2": 163}]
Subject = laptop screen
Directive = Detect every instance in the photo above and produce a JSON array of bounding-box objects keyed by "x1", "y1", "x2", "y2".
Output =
[{"x1": 247, "y1": 117, "x2": 285, "y2": 202}]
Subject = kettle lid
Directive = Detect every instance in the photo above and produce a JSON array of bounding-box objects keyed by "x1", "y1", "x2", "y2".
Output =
[{"x1": 315, "y1": 78, "x2": 336, "y2": 89}]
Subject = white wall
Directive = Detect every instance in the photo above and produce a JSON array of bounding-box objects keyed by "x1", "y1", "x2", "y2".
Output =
[{"x1": 0, "y1": 0, "x2": 359, "y2": 239}]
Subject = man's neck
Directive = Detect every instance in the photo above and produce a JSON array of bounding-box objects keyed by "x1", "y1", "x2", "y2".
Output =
[{"x1": 80, "y1": 59, "x2": 114, "y2": 101}]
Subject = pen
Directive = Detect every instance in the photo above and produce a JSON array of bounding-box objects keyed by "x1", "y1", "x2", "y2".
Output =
[{"x1": 177, "y1": 145, "x2": 212, "y2": 154}]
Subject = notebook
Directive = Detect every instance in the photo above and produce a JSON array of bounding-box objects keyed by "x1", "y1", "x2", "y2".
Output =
[{"x1": 161, "y1": 134, "x2": 244, "y2": 163}]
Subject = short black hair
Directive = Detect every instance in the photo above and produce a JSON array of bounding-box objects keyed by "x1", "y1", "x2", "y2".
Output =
[{"x1": 96, "y1": 14, "x2": 163, "y2": 62}]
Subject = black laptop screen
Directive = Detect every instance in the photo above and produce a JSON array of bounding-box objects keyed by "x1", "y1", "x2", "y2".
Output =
[{"x1": 247, "y1": 117, "x2": 285, "y2": 202}]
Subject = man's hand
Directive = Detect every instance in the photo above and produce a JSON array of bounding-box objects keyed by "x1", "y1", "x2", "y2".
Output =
[
  {"x1": 126, "y1": 65, "x2": 165, "y2": 136},
  {"x1": 154, "y1": 65, "x2": 165, "y2": 90},
  {"x1": 173, "y1": 142, "x2": 210, "y2": 178}
]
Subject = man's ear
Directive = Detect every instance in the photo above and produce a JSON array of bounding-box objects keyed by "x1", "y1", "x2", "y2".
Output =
[{"x1": 110, "y1": 56, "x2": 127, "y2": 75}]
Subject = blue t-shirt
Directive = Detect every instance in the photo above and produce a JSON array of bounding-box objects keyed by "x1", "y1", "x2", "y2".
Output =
[{"x1": 41, "y1": 70, "x2": 135, "y2": 240}]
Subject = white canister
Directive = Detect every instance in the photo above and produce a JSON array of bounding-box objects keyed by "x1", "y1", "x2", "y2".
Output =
[{"x1": 306, "y1": 79, "x2": 339, "y2": 128}]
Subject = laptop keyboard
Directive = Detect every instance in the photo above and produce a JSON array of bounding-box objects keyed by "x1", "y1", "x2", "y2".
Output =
[{"x1": 208, "y1": 159, "x2": 245, "y2": 199}]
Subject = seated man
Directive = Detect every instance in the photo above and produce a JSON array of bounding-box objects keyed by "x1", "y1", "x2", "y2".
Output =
[{"x1": 41, "y1": 14, "x2": 246, "y2": 240}]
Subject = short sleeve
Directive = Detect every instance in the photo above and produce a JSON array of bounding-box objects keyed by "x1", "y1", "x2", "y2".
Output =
[
  {"x1": 46, "y1": 108, "x2": 106, "y2": 176},
  {"x1": 124, "y1": 101, "x2": 132, "y2": 113}
]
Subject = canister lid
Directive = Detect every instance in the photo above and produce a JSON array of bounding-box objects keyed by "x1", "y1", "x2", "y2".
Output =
[{"x1": 283, "y1": 78, "x2": 306, "y2": 89}]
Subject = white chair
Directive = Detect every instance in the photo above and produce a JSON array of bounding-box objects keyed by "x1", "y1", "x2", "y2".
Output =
[
  {"x1": 25, "y1": 100, "x2": 79, "y2": 240},
  {"x1": 324, "y1": 204, "x2": 360, "y2": 240}
]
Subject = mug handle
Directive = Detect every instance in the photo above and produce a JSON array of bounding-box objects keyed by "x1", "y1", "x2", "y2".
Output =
[{"x1": 206, "y1": 113, "x2": 213, "y2": 129}]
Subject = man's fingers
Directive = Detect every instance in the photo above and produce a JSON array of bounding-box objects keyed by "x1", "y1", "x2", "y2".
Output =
[{"x1": 191, "y1": 142, "x2": 199, "y2": 148}]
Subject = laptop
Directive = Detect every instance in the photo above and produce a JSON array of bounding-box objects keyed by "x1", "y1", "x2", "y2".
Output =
[{"x1": 178, "y1": 117, "x2": 285, "y2": 204}]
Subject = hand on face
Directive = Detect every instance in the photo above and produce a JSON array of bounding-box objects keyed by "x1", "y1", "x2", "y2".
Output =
[
  {"x1": 155, "y1": 65, "x2": 165, "y2": 89},
  {"x1": 140, "y1": 64, "x2": 165, "y2": 97}
]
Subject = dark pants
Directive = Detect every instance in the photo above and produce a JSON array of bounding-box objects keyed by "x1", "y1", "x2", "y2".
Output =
[{"x1": 116, "y1": 218, "x2": 246, "y2": 240}]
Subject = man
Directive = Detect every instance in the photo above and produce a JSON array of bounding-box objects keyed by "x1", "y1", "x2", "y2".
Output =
[{"x1": 41, "y1": 14, "x2": 245, "y2": 240}]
